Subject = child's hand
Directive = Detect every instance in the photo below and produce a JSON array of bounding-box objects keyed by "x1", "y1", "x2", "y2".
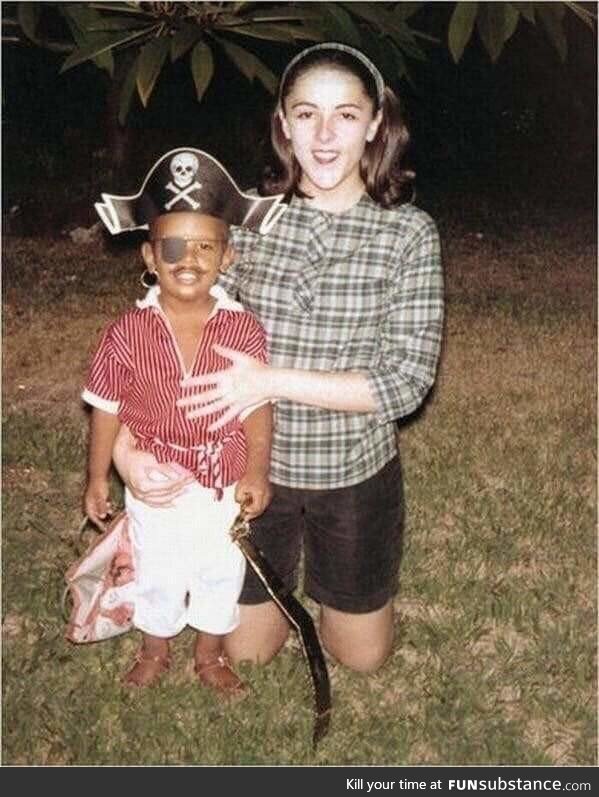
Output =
[
  {"x1": 84, "y1": 478, "x2": 113, "y2": 531},
  {"x1": 235, "y1": 472, "x2": 272, "y2": 520}
]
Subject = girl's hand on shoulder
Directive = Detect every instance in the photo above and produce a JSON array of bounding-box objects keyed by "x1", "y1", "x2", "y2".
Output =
[
  {"x1": 178, "y1": 345, "x2": 273, "y2": 431},
  {"x1": 235, "y1": 472, "x2": 273, "y2": 520},
  {"x1": 84, "y1": 478, "x2": 113, "y2": 531}
]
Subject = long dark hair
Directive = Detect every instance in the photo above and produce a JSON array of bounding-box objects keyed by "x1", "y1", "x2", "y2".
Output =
[{"x1": 260, "y1": 49, "x2": 414, "y2": 207}]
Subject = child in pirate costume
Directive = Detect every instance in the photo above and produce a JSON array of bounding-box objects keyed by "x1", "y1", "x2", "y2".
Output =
[{"x1": 79, "y1": 149, "x2": 286, "y2": 692}]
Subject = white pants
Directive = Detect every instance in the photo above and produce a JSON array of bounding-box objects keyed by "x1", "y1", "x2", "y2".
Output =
[{"x1": 126, "y1": 482, "x2": 245, "y2": 638}]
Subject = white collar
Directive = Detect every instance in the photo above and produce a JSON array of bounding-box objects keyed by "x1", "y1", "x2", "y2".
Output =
[{"x1": 136, "y1": 283, "x2": 243, "y2": 315}]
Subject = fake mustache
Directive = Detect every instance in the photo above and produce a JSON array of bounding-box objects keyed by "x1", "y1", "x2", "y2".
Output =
[{"x1": 172, "y1": 265, "x2": 207, "y2": 277}]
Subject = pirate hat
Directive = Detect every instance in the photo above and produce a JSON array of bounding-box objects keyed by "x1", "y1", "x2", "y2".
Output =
[{"x1": 95, "y1": 148, "x2": 286, "y2": 236}]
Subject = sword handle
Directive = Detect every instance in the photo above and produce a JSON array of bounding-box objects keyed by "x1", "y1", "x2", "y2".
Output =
[{"x1": 230, "y1": 498, "x2": 252, "y2": 542}]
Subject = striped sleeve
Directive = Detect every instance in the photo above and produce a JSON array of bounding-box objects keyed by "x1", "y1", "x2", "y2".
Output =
[
  {"x1": 241, "y1": 312, "x2": 269, "y2": 365},
  {"x1": 82, "y1": 319, "x2": 133, "y2": 415}
]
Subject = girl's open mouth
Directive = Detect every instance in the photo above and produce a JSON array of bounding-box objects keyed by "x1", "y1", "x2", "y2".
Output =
[{"x1": 312, "y1": 150, "x2": 339, "y2": 165}]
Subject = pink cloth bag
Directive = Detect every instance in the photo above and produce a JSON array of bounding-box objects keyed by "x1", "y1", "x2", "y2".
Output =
[{"x1": 65, "y1": 511, "x2": 136, "y2": 643}]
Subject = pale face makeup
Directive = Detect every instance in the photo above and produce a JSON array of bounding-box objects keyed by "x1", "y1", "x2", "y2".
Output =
[{"x1": 280, "y1": 66, "x2": 382, "y2": 213}]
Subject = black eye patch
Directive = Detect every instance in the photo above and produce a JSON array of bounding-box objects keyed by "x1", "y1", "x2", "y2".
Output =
[{"x1": 159, "y1": 237, "x2": 187, "y2": 263}]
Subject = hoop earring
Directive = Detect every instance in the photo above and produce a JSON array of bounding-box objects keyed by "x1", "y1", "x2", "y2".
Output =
[{"x1": 140, "y1": 269, "x2": 158, "y2": 288}]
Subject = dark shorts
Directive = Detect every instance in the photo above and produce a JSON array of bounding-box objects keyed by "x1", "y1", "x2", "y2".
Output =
[{"x1": 239, "y1": 457, "x2": 405, "y2": 614}]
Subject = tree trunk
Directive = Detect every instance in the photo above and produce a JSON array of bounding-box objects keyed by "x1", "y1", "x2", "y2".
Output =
[{"x1": 103, "y1": 54, "x2": 136, "y2": 185}]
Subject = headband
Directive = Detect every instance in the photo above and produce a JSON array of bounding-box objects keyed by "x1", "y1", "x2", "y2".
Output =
[
  {"x1": 95, "y1": 148, "x2": 287, "y2": 236},
  {"x1": 279, "y1": 43, "x2": 386, "y2": 108}
]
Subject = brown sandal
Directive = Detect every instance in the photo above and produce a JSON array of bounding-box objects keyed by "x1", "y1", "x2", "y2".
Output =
[
  {"x1": 123, "y1": 649, "x2": 171, "y2": 688},
  {"x1": 194, "y1": 654, "x2": 247, "y2": 700}
]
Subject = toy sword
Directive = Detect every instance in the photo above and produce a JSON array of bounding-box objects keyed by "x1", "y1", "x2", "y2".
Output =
[{"x1": 229, "y1": 507, "x2": 331, "y2": 747}]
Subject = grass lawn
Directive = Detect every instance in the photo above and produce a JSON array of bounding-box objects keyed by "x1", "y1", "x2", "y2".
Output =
[{"x1": 2, "y1": 206, "x2": 596, "y2": 765}]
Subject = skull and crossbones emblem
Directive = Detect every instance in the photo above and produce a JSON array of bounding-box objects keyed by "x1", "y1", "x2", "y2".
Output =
[{"x1": 164, "y1": 153, "x2": 202, "y2": 210}]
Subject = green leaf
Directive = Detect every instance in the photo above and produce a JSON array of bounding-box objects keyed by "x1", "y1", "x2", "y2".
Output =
[
  {"x1": 391, "y1": 26, "x2": 428, "y2": 61},
  {"x1": 394, "y1": 3, "x2": 426, "y2": 22},
  {"x1": 358, "y1": 27, "x2": 403, "y2": 86},
  {"x1": 216, "y1": 38, "x2": 277, "y2": 94},
  {"x1": 503, "y1": 4, "x2": 521, "y2": 44},
  {"x1": 321, "y1": 3, "x2": 362, "y2": 47},
  {"x1": 237, "y1": 8, "x2": 325, "y2": 41},
  {"x1": 61, "y1": 32, "x2": 114, "y2": 76},
  {"x1": 224, "y1": 22, "x2": 297, "y2": 44},
  {"x1": 229, "y1": 20, "x2": 324, "y2": 44},
  {"x1": 241, "y1": 13, "x2": 310, "y2": 23},
  {"x1": 271, "y1": 23, "x2": 324, "y2": 41},
  {"x1": 93, "y1": 48, "x2": 114, "y2": 76},
  {"x1": 118, "y1": 54, "x2": 140, "y2": 125},
  {"x1": 170, "y1": 21, "x2": 202, "y2": 62},
  {"x1": 476, "y1": 5, "x2": 501, "y2": 62},
  {"x1": 59, "y1": 2, "x2": 101, "y2": 29},
  {"x1": 17, "y1": 2, "x2": 40, "y2": 41},
  {"x1": 226, "y1": 20, "x2": 325, "y2": 44},
  {"x1": 136, "y1": 35, "x2": 170, "y2": 107},
  {"x1": 88, "y1": 3, "x2": 155, "y2": 15},
  {"x1": 87, "y1": 17, "x2": 157, "y2": 32},
  {"x1": 448, "y1": 2, "x2": 479, "y2": 63},
  {"x1": 342, "y1": 2, "x2": 387, "y2": 29},
  {"x1": 536, "y1": 3, "x2": 567, "y2": 61},
  {"x1": 343, "y1": 1, "x2": 427, "y2": 53},
  {"x1": 389, "y1": 41, "x2": 409, "y2": 80},
  {"x1": 59, "y1": 2, "x2": 109, "y2": 41},
  {"x1": 511, "y1": 2, "x2": 536, "y2": 24},
  {"x1": 477, "y1": 2, "x2": 520, "y2": 63},
  {"x1": 562, "y1": 1, "x2": 596, "y2": 31},
  {"x1": 58, "y1": 3, "x2": 114, "y2": 75},
  {"x1": 190, "y1": 40, "x2": 214, "y2": 101},
  {"x1": 60, "y1": 26, "x2": 154, "y2": 72},
  {"x1": 248, "y1": 6, "x2": 321, "y2": 23}
]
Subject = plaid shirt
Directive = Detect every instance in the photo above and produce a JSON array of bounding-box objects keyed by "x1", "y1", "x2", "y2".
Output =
[{"x1": 220, "y1": 193, "x2": 443, "y2": 489}]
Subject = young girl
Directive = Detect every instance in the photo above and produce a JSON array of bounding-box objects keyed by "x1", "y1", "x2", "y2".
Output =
[
  {"x1": 81, "y1": 149, "x2": 282, "y2": 691},
  {"x1": 115, "y1": 44, "x2": 444, "y2": 673}
]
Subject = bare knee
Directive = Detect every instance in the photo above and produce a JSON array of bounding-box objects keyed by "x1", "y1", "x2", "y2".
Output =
[
  {"x1": 323, "y1": 634, "x2": 392, "y2": 673},
  {"x1": 224, "y1": 602, "x2": 290, "y2": 665},
  {"x1": 320, "y1": 602, "x2": 394, "y2": 673}
]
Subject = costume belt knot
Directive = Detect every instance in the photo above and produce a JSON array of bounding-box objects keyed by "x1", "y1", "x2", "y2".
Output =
[
  {"x1": 95, "y1": 148, "x2": 287, "y2": 235},
  {"x1": 151, "y1": 436, "x2": 228, "y2": 492},
  {"x1": 192, "y1": 440, "x2": 225, "y2": 489}
]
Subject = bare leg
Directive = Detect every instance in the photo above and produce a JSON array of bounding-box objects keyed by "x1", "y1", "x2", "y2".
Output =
[
  {"x1": 194, "y1": 631, "x2": 246, "y2": 697},
  {"x1": 320, "y1": 600, "x2": 394, "y2": 673},
  {"x1": 223, "y1": 602, "x2": 290, "y2": 664},
  {"x1": 124, "y1": 633, "x2": 170, "y2": 686},
  {"x1": 224, "y1": 600, "x2": 394, "y2": 672},
  {"x1": 194, "y1": 630, "x2": 225, "y2": 663}
]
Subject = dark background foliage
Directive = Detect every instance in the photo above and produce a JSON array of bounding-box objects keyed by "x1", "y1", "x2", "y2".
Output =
[{"x1": 2, "y1": 2, "x2": 596, "y2": 236}]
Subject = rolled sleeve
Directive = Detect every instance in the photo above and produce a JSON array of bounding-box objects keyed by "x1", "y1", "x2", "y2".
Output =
[
  {"x1": 81, "y1": 388, "x2": 120, "y2": 415},
  {"x1": 367, "y1": 216, "x2": 444, "y2": 425},
  {"x1": 237, "y1": 313, "x2": 270, "y2": 422}
]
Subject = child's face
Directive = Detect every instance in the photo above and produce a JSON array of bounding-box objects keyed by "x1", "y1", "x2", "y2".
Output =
[{"x1": 142, "y1": 212, "x2": 234, "y2": 304}]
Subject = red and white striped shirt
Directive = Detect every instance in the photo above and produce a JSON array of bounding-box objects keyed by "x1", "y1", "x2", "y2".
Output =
[{"x1": 82, "y1": 285, "x2": 268, "y2": 491}]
